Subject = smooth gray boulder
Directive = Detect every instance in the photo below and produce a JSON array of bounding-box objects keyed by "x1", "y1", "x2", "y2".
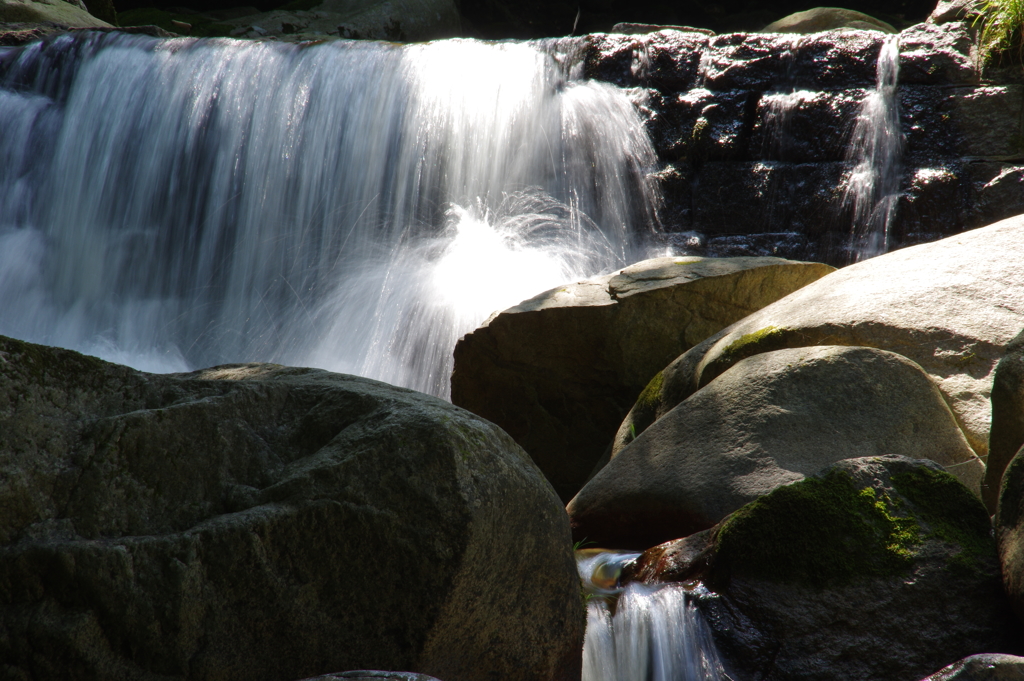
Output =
[
  {"x1": 762, "y1": 7, "x2": 897, "y2": 34},
  {"x1": 631, "y1": 456, "x2": 1016, "y2": 681},
  {"x1": 617, "y1": 216, "x2": 1024, "y2": 468},
  {"x1": 0, "y1": 335, "x2": 583, "y2": 681},
  {"x1": 451, "y1": 256, "x2": 833, "y2": 502},
  {"x1": 571, "y1": 345, "x2": 981, "y2": 548},
  {"x1": 921, "y1": 654, "x2": 1024, "y2": 680}
]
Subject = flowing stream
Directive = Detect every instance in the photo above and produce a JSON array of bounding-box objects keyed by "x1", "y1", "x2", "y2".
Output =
[
  {"x1": 0, "y1": 32, "x2": 660, "y2": 396},
  {"x1": 578, "y1": 551, "x2": 726, "y2": 681},
  {"x1": 842, "y1": 34, "x2": 903, "y2": 260}
]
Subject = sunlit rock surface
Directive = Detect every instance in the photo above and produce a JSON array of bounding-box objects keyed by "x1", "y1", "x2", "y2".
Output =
[
  {"x1": 634, "y1": 456, "x2": 1017, "y2": 681},
  {"x1": 617, "y1": 215, "x2": 1024, "y2": 467},
  {"x1": 0, "y1": 0, "x2": 110, "y2": 28},
  {"x1": 451, "y1": 255, "x2": 832, "y2": 502},
  {"x1": 0, "y1": 335, "x2": 584, "y2": 681},
  {"x1": 761, "y1": 7, "x2": 897, "y2": 33},
  {"x1": 571, "y1": 346, "x2": 981, "y2": 548},
  {"x1": 920, "y1": 654, "x2": 1024, "y2": 680}
]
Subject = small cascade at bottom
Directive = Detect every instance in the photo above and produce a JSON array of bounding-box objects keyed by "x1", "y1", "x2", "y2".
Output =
[{"x1": 578, "y1": 552, "x2": 726, "y2": 681}]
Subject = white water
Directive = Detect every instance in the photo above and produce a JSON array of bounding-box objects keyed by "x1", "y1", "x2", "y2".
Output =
[
  {"x1": 842, "y1": 35, "x2": 902, "y2": 261},
  {"x1": 579, "y1": 552, "x2": 726, "y2": 681},
  {"x1": 0, "y1": 32, "x2": 659, "y2": 395}
]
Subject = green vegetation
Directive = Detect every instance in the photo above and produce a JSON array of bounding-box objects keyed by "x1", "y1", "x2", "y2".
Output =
[
  {"x1": 975, "y1": 0, "x2": 1024, "y2": 66},
  {"x1": 117, "y1": 8, "x2": 235, "y2": 37},
  {"x1": 718, "y1": 325, "x2": 787, "y2": 365},
  {"x1": 891, "y1": 466, "x2": 994, "y2": 576},
  {"x1": 623, "y1": 371, "x2": 664, "y2": 445},
  {"x1": 714, "y1": 468, "x2": 920, "y2": 588}
]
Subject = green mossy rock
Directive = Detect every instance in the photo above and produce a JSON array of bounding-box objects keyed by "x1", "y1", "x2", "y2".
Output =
[
  {"x1": 633, "y1": 456, "x2": 1015, "y2": 681},
  {"x1": 0, "y1": 0, "x2": 111, "y2": 27},
  {"x1": 571, "y1": 345, "x2": 981, "y2": 548},
  {"x1": 0, "y1": 335, "x2": 583, "y2": 681}
]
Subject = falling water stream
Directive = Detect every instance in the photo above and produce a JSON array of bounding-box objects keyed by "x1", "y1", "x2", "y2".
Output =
[
  {"x1": 0, "y1": 31, "x2": 660, "y2": 396},
  {"x1": 578, "y1": 551, "x2": 726, "y2": 681},
  {"x1": 842, "y1": 35, "x2": 903, "y2": 260}
]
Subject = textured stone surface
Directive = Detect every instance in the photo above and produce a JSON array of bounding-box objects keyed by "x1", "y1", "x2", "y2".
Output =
[
  {"x1": 899, "y1": 21, "x2": 978, "y2": 84},
  {"x1": 451, "y1": 256, "x2": 831, "y2": 502},
  {"x1": 639, "y1": 456, "x2": 1016, "y2": 681},
  {"x1": 571, "y1": 346, "x2": 981, "y2": 548},
  {"x1": 921, "y1": 654, "x2": 1024, "y2": 680},
  {"x1": 619, "y1": 216, "x2": 1024, "y2": 463},
  {"x1": 0, "y1": 335, "x2": 584, "y2": 681}
]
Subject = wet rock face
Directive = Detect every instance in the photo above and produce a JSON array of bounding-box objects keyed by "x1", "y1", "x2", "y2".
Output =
[
  {"x1": 575, "y1": 21, "x2": 1022, "y2": 264},
  {"x1": 0, "y1": 335, "x2": 584, "y2": 681},
  {"x1": 634, "y1": 456, "x2": 1017, "y2": 681}
]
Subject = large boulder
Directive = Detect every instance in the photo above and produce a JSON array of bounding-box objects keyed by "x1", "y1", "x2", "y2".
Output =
[
  {"x1": 0, "y1": 0, "x2": 111, "y2": 27},
  {"x1": 632, "y1": 456, "x2": 1017, "y2": 681},
  {"x1": 0, "y1": 335, "x2": 584, "y2": 681},
  {"x1": 616, "y1": 216, "x2": 1024, "y2": 471},
  {"x1": 761, "y1": 7, "x2": 898, "y2": 33},
  {"x1": 985, "y1": 329, "x2": 1024, "y2": 510},
  {"x1": 569, "y1": 345, "x2": 981, "y2": 548},
  {"x1": 450, "y1": 256, "x2": 833, "y2": 502}
]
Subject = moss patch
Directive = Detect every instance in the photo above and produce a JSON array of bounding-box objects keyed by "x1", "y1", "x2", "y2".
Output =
[
  {"x1": 713, "y1": 468, "x2": 920, "y2": 588},
  {"x1": 624, "y1": 371, "x2": 664, "y2": 445},
  {"x1": 719, "y1": 325, "x2": 786, "y2": 364},
  {"x1": 891, "y1": 466, "x2": 994, "y2": 576}
]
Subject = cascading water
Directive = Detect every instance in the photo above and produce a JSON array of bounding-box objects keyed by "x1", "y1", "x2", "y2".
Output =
[
  {"x1": 0, "y1": 32, "x2": 660, "y2": 396},
  {"x1": 578, "y1": 551, "x2": 726, "y2": 681},
  {"x1": 842, "y1": 35, "x2": 902, "y2": 261}
]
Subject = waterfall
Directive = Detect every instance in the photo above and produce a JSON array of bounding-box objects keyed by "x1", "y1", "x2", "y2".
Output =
[
  {"x1": 578, "y1": 551, "x2": 726, "y2": 681},
  {"x1": 842, "y1": 35, "x2": 902, "y2": 261},
  {"x1": 0, "y1": 31, "x2": 660, "y2": 396}
]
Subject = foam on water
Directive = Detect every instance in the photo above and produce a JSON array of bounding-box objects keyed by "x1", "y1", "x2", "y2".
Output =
[{"x1": 0, "y1": 32, "x2": 660, "y2": 394}]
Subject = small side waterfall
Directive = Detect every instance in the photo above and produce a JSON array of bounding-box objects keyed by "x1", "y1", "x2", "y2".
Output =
[
  {"x1": 0, "y1": 32, "x2": 660, "y2": 396},
  {"x1": 578, "y1": 551, "x2": 726, "y2": 681},
  {"x1": 842, "y1": 35, "x2": 903, "y2": 261}
]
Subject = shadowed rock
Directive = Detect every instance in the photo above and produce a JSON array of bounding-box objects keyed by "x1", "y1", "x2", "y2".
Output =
[{"x1": 0, "y1": 335, "x2": 584, "y2": 681}]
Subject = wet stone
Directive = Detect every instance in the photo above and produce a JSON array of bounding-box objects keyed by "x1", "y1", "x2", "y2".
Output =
[
  {"x1": 894, "y1": 165, "x2": 970, "y2": 238},
  {"x1": 786, "y1": 29, "x2": 885, "y2": 91},
  {"x1": 965, "y1": 162, "x2": 1024, "y2": 228},
  {"x1": 633, "y1": 30, "x2": 708, "y2": 90},
  {"x1": 649, "y1": 163, "x2": 692, "y2": 231},
  {"x1": 898, "y1": 21, "x2": 978, "y2": 85},
  {"x1": 901, "y1": 85, "x2": 1024, "y2": 162},
  {"x1": 581, "y1": 33, "x2": 640, "y2": 86},
  {"x1": 749, "y1": 88, "x2": 866, "y2": 163},
  {"x1": 692, "y1": 161, "x2": 846, "y2": 236}
]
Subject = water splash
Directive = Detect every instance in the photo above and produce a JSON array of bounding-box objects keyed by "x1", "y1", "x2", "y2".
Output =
[
  {"x1": 842, "y1": 35, "x2": 902, "y2": 261},
  {"x1": 0, "y1": 32, "x2": 660, "y2": 393},
  {"x1": 578, "y1": 551, "x2": 726, "y2": 681}
]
